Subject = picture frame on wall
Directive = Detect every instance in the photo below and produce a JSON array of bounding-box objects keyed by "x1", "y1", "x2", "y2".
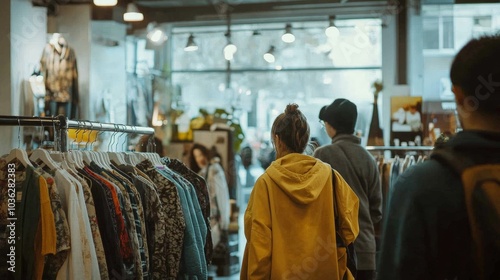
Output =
[{"x1": 390, "y1": 96, "x2": 424, "y2": 147}]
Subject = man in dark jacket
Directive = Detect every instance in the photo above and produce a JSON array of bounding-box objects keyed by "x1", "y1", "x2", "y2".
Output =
[
  {"x1": 313, "y1": 98, "x2": 382, "y2": 280},
  {"x1": 377, "y1": 35, "x2": 500, "y2": 279}
]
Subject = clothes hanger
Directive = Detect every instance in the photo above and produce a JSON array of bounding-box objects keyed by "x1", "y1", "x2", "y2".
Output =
[
  {"x1": 107, "y1": 125, "x2": 121, "y2": 165},
  {"x1": 95, "y1": 123, "x2": 113, "y2": 170},
  {"x1": 80, "y1": 121, "x2": 95, "y2": 166},
  {"x1": 29, "y1": 117, "x2": 60, "y2": 170},
  {"x1": 50, "y1": 116, "x2": 65, "y2": 163},
  {"x1": 73, "y1": 121, "x2": 86, "y2": 168},
  {"x1": 5, "y1": 118, "x2": 33, "y2": 167},
  {"x1": 146, "y1": 135, "x2": 163, "y2": 166},
  {"x1": 116, "y1": 125, "x2": 128, "y2": 165},
  {"x1": 86, "y1": 122, "x2": 102, "y2": 166}
]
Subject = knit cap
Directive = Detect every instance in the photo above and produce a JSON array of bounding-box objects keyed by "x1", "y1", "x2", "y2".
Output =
[{"x1": 319, "y1": 98, "x2": 357, "y2": 134}]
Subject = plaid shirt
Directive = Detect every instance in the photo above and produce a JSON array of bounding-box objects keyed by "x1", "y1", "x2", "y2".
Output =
[{"x1": 40, "y1": 42, "x2": 79, "y2": 104}]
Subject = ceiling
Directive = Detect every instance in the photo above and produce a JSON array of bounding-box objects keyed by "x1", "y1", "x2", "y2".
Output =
[
  {"x1": 35, "y1": 0, "x2": 499, "y2": 29},
  {"x1": 135, "y1": 0, "x2": 310, "y2": 8},
  {"x1": 44, "y1": 0, "x2": 386, "y2": 30}
]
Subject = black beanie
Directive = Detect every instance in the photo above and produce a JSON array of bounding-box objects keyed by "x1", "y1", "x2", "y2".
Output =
[{"x1": 319, "y1": 98, "x2": 357, "y2": 134}]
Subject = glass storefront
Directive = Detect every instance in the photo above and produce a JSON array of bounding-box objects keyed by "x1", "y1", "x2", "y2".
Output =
[{"x1": 170, "y1": 19, "x2": 382, "y2": 145}]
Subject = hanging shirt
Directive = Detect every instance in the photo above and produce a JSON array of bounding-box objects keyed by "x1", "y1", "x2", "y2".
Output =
[
  {"x1": 78, "y1": 168, "x2": 124, "y2": 279},
  {"x1": 42, "y1": 172, "x2": 71, "y2": 280},
  {"x1": 67, "y1": 169, "x2": 109, "y2": 280},
  {"x1": 163, "y1": 158, "x2": 213, "y2": 264},
  {"x1": 34, "y1": 173, "x2": 57, "y2": 280},
  {"x1": 136, "y1": 160, "x2": 186, "y2": 280},
  {"x1": 83, "y1": 166, "x2": 134, "y2": 278},
  {"x1": 0, "y1": 158, "x2": 40, "y2": 280},
  {"x1": 100, "y1": 171, "x2": 141, "y2": 279},
  {"x1": 110, "y1": 168, "x2": 149, "y2": 279},
  {"x1": 129, "y1": 167, "x2": 168, "y2": 280},
  {"x1": 54, "y1": 169, "x2": 91, "y2": 280},
  {"x1": 156, "y1": 166, "x2": 207, "y2": 279},
  {"x1": 64, "y1": 170, "x2": 100, "y2": 280}
]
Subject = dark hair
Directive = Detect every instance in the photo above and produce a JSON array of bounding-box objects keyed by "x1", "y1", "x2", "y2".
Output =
[
  {"x1": 271, "y1": 103, "x2": 310, "y2": 154},
  {"x1": 450, "y1": 34, "x2": 500, "y2": 114},
  {"x1": 189, "y1": 143, "x2": 210, "y2": 173}
]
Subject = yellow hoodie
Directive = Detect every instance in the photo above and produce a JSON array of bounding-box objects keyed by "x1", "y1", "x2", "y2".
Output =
[{"x1": 241, "y1": 153, "x2": 359, "y2": 280}]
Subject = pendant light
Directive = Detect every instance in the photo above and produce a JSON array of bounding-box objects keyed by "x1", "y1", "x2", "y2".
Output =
[
  {"x1": 263, "y1": 46, "x2": 276, "y2": 63},
  {"x1": 123, "y1": 2, "x2": 143, "y2": 22},
  {"x1": 224, "y1": 41, "x2": 237, "y2": 60},
  {"x1": 184, "y1": 34, "x2": 198, "y2": 52},
  {"x1": 93, "y1": 0, "x2": 117, "y2": 6},
  {"x1": 281, "y1": 24, "x2": 295, "y2": 43},
  {"x1": 325, "y1": 15, "x2": 340, "y2": 39},
  {"x1": 146, "y1": 22, "x2": 167, "y2": 45}
]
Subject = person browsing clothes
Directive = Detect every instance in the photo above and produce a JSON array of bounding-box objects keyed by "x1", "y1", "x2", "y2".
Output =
[
  {"x1": 241, "y1": 103, "x2": 360, "y2": 279},
  {"x1": 189, "y1": 143, "x2": 231, "y2": 247},
  {"x1": 314, "y1": 98, "x2": 382, "y2": 280}
]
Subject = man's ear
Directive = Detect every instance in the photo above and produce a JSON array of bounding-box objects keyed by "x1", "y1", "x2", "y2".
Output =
[{"x1": 452, "y1": 85, "x2": 466, "y2": 106}]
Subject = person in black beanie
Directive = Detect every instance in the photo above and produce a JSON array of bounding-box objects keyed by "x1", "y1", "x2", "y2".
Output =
[{"x1": 313, "y1": 98, "x2": 383, "y2": 280}]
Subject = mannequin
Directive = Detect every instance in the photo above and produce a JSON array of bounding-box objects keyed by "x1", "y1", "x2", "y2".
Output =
[{"x1": 40, "y1": 33, "x2": 79, "y2": 118}]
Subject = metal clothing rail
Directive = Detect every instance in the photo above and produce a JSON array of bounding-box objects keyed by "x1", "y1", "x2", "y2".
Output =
[
  {"x1": 365, "y1": 146, "x2": 434, "y2": 151},
  {"x1": 0, "y1": 115, "x2": 155, "y2": 152}
]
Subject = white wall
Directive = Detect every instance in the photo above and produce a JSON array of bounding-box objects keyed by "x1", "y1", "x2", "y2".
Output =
[
  {"x1": 90, "y1": 21, "x2": 127, "y2": 125},
  {"x1": 0, "y1": 1, "x2": 12, "y2": 155},
  {"x1": 1, "y1": 0, "x2": 47, "y2": 155}
]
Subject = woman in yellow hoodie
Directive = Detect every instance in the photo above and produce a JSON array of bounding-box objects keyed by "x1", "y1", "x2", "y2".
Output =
[{"x1": 241, "y1": 103, "x2": 359, "y2": 280}]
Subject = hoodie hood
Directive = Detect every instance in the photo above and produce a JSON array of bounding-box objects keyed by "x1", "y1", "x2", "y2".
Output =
[
  {"x1": 448, "y1": 130, "x2": 500, "y2": 150},
  {"x1": 267, "y1": 153, "x2": 331, "y2": 205}
]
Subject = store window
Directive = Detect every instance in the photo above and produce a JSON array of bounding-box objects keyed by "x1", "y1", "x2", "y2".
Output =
[
  {"x1": 422, "y1": 3, "x2": 500, "y2": 141},
  {"x1": 170, "y1": 19, "x2": 382, "y2": 144}
]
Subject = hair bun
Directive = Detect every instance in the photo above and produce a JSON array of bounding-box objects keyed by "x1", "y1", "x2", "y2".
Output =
[{"x1": 285, "y1": 103, "x2": 300, "y2": 115}]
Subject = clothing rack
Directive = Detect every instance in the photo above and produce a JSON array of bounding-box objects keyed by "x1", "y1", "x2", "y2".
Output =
[
  {"x1": 365, "y1": 146, "x2": 434, "y2": 151},
  {"x1": 0, "y1": 115, "x2": 155, "y2": 152}
]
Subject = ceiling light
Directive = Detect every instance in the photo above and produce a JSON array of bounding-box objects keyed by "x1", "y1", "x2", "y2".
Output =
[
  {"x1": 282, "y1": 24, "x2": 295, "y2": 43},
  {"x1": 146, "y1": 22, "x2": 167, "y2": 44},
  {"x1": 184, "y1": 34, "x2": 198, "y2": 52},
  {"x1": 93, "y1": 0, "x2": 117, "y2": 6},
  {"x1": 123, "y1": 3, "x2": 143, "y2": 22},
  {"x1": 263, "y1": 46, "x2": 276, "y2": 63},
  {"x1": 223, "y1": 41, "x2": 237, "y2": 60},
  {"x1": 325, "y1": 15, "x2": 340, "y2": 39},
  {"x1": 224, "y1": 42, "x2": 237, "y2": 54},
  {"x1": 149, "y1": 29, "x2": 165, "y2": 43}
]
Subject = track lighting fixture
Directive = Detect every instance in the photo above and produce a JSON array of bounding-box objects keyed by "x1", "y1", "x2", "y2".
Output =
[
  {"x1": 123, "y1": 2, "x2": 143, "y2": 22},
  {"x1": 184, "y1": 34, "x2": 198, "y2": 52},
  {"x1": 263, "y1": 46, "x2": 276, "y2": 63},
  {"x1": 325, "y1": 15, "x2": 340, "y2": 39},
  {"x1": 93, "y1": 0, "x2": 117, "y2": 6},
  {"x1": 282, "y1": 24, "x2": 295, "y2": 43}
]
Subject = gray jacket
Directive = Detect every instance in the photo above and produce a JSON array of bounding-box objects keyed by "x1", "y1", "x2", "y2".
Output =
[{"x1": 313, "y1": 134, "x2": 382, "y2": 270}]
